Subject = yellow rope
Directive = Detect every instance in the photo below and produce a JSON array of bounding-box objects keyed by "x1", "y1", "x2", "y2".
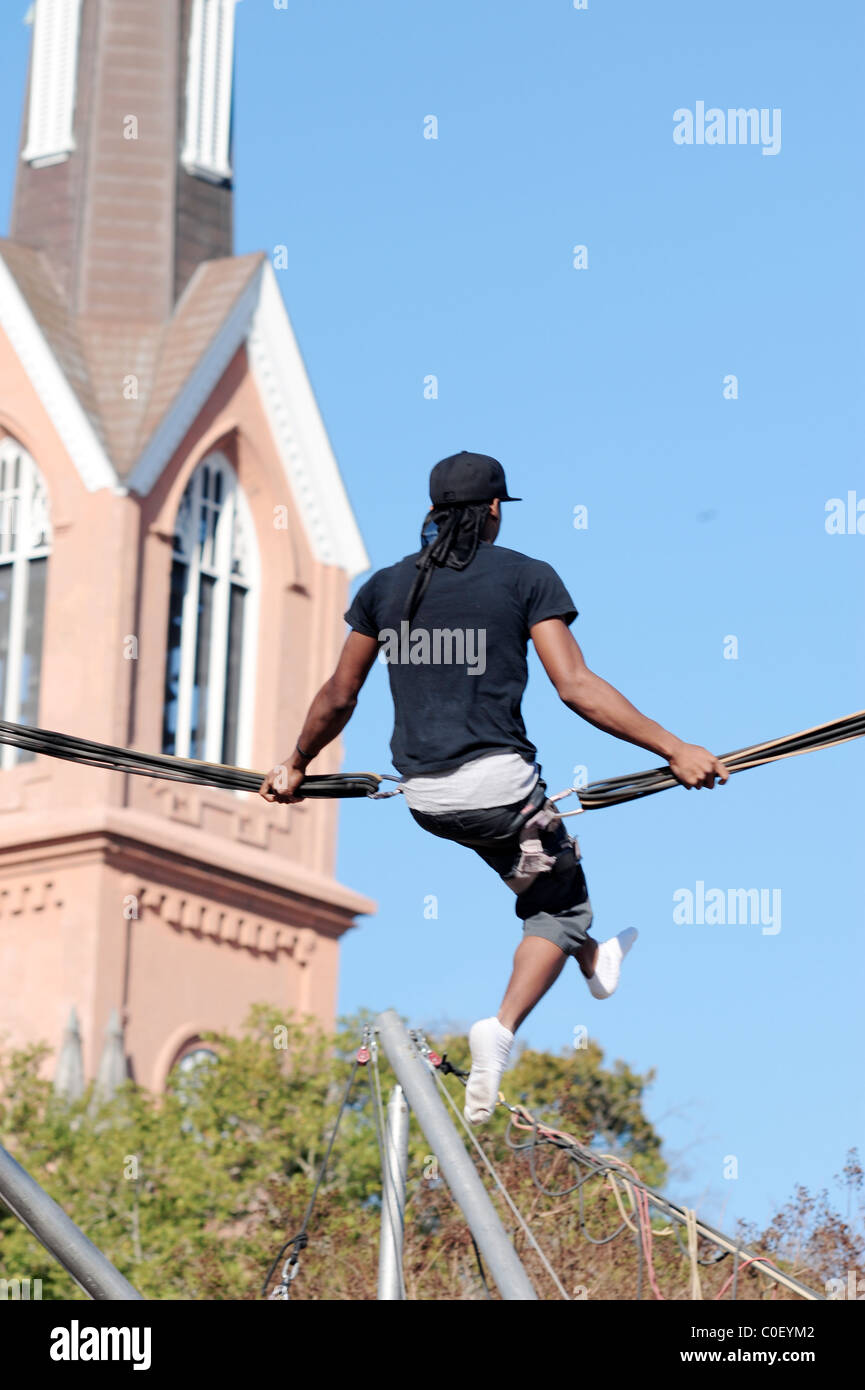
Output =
[
  {"x1": 685, "y1": 1207, "x2": 703, "y2": 1300},
  {"x1": 600, "y1": 1161, "x2": 674, "y2": 1237},
  {"x1": 604, "y1": 1168, "x2": 639, "y2": 1233}
]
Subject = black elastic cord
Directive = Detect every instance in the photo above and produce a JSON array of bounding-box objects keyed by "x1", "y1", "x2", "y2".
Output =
[
  {"x1": 469, "y1": 1232, "x2": 493, "y2": 1299},
  {"x1": 576, "y1": 710, "x2": 865, "y2": 810},
  {"x1": 0, "y1": 708, "x2": 861, "y2": 812},
  {"x1": 438, "y1": 1054, "x2": 469, "y2": 1081},
  {"x1": 260, "y1": 1057, "x2": 361, "y2": 1299},
  {"x1": 0, "y1": 719, "x2": 380, "y2": 799}
]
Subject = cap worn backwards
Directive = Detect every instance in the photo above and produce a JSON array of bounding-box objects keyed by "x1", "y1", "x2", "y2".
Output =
[{"x1": 429, "y1": 451, "x2": 521, "y2": 506}]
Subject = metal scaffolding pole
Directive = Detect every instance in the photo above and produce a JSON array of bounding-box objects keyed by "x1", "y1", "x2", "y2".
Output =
[
  {"x1": 375, "y1": 1009, "x2": 538, "y2": 1301},
  {"x1": 377, "y1": 1084, "x2": 409, "y2": 1300},
  {"x1": 0, "y1": 1142, "x2": 143, "y2": 1300}
]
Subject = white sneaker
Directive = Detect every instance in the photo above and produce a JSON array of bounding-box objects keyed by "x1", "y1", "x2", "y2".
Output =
[{"x1": 587, "y1": 928, "x2": 639, "y2": 1000}]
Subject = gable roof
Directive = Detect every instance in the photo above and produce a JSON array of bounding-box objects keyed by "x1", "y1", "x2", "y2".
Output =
[
  {"x1": 0, "y1": 242, "x2": 369, "y2": 578},
  {"x1": 0, "y1": 239, "x2": 114, "y2": 491}
]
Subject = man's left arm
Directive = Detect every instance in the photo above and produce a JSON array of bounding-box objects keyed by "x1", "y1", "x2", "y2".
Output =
[{"x1": 258, "y1": 631, "x2": 380, "y2": 803}]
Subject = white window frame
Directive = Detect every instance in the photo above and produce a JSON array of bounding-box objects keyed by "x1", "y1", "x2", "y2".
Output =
[
  {"x1": 0, "y1": 437, "x2": 52, "y2": 769},
  {"x1": 166, "y1": 453, "x2": 258, "y2": 769},
  {"x1": 21, "y1": 0, "x2": 83, "y2": 168},
  {"x1": 181, "y1": 0, "x2": 237, "y2": 183}
]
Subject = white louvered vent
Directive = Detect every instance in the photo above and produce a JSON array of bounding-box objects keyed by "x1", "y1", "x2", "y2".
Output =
[
  {"x1": 182, "y1": 0, "x2": 237, "y2": 182},
  {"x1": 21, "y1": 0, "x2": 83, "y2": 167}
]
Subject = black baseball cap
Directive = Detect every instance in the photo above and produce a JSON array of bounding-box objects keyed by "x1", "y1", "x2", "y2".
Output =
[{"x1": 429, "y1": 451, "x2": 521, "y2": 506}]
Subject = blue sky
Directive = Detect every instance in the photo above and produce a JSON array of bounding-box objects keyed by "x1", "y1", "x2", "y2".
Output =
[{"x1": 1, "y1": 1, "x2": 863, "y2": 1239}]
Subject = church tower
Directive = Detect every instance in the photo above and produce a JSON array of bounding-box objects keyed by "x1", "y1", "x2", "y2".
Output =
[{"x1": 0, "y1": 0, "x2": 372, "y2": 1089}]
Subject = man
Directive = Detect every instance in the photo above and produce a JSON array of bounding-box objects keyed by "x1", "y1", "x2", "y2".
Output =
[{"x1": 260, "y1": 452, "x2": 728, "y2": 1123}]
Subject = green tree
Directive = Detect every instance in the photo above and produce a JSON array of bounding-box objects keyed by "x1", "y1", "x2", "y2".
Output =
[{"x1": 0, "y1": 1009, "x2": 857, "y2": 1301}]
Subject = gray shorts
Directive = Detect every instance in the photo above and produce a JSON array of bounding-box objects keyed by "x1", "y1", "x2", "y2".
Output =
[{"x1": 409, "y1": 785, "x2": 593, "y2": 956}]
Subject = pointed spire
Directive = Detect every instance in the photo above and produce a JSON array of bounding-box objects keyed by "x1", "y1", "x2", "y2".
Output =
[
  {"x1": 54, "y1": 1006, "x2": 84, "y2": 1102},
  {"x1": 94, "y1": 1008, "x2": 128, "y2": 1103}
]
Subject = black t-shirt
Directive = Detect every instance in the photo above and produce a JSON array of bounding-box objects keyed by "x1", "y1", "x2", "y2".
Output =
[{"x1": 344, "y1": 542, "x2": 577, "y2": 776}]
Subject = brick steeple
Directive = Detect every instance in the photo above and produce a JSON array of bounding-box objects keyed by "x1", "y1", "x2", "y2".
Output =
[
  {"x1": 0, "y1": 0, "x2": 252, "y2": 476},
  {"x1": 11, "y1": 0, "x2": 234, "y2": 320}
]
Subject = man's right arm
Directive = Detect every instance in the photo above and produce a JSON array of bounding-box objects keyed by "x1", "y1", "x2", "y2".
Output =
[
  {"x1": 530, "y1": 618, "x2": 728, "y2": 790},
  {"x1": 258, "y1": 630, "x2": 379, "y2": 803}
]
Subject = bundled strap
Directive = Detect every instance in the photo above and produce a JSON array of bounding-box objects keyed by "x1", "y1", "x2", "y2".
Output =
[
  {"x1": 0, "y1": 707, "x2": 861, "y2": 811},
  {"x1": 571, "y1": 709, "x2": 865, "y2": 811},
  {"x1": 0, "y1": 719, "x2": 381, "y2": 799}
]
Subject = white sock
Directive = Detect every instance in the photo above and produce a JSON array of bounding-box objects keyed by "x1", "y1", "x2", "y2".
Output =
[
  {"x1": 587, "y1": 928, "x2": 639, "y2": 1000},
  {"x1": 465, "y1": 1017, "x2": 514, "y2": 1124}
]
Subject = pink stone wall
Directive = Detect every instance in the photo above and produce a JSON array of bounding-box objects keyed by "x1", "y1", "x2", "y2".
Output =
[{"x1": 0, "y1": 324, "x2": 373, "y2": 1088}]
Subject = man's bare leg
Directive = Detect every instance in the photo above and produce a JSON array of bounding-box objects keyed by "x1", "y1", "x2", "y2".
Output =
[
  {"x1": 497, "y1": 938, "x2": 567, "y2": 1032},
  {"x1": 467, "y1": 937, "x2": 583, "y2": 1123},
  {"x1": 465, "y1": 933, "x2": 604, "y2": 1123},
  {"x1": 575, "y1": 936, "x2": 599, "y2": 980},
  {"x1": 496, "y1": 935, "x2": 599, "y2": 1032}
]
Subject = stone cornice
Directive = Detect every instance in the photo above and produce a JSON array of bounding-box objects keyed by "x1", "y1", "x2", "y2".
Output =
[{"x1": 0, "y1": 803, "x2": 375, "y2": 932}]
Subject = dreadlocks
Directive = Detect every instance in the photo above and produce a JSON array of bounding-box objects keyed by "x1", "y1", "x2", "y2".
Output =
[{"x1": 402, "y1": 501, "x2": 490, "y2": 624}]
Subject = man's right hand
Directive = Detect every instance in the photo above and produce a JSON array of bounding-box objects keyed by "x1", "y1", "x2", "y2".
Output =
[
  {"x1": 667, "y1": 741, "x2": 729, "y2": 790},
  {"x1": 258, "y1": 761, "x2": 307, "y2": 804}
]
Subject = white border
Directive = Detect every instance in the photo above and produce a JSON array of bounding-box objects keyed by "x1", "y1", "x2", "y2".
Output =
[
  {"x1": 0, "y1": 252, "x2": 115, "y2": 492},
  {"x1": 247, "y1": 264, "x2": 369, "y2": 579}
]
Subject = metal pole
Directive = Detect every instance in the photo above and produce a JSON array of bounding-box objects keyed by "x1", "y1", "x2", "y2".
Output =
[
  {"x1": 375, "y1": 1009, "x2": 538, "y2": 1301},
  {"x1": 377, "y1": 1084, "x2": 409, "y2": 1300},
  {"x1": 0, "y1": 1143, "x2": 143, "y2": 1300}
]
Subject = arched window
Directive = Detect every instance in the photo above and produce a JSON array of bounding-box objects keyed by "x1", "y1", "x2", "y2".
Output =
[
  {"x1": 0, "y1": 437, "x2": 51, "y2": 768},
  {"x1": 174, "y1": 1045, "x2": 218, "y2": 1092},
  {"x1": 162, "y1": 454, "x2": 257, "y2": 767},
  {"x1": 170, "y1": 1044, "x2": 219, "y2": 1123}
]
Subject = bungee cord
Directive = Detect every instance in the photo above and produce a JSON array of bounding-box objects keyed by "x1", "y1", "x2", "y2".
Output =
[
  {"x1": 566, "y1": 708, "x2": 865, "y2": 812},
  {"x1": 0, "y1": 708, "x2": 861, "y2": 811},
  {"x1": 0, "y1": 719, "x2": 380, "y2": 798}
]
